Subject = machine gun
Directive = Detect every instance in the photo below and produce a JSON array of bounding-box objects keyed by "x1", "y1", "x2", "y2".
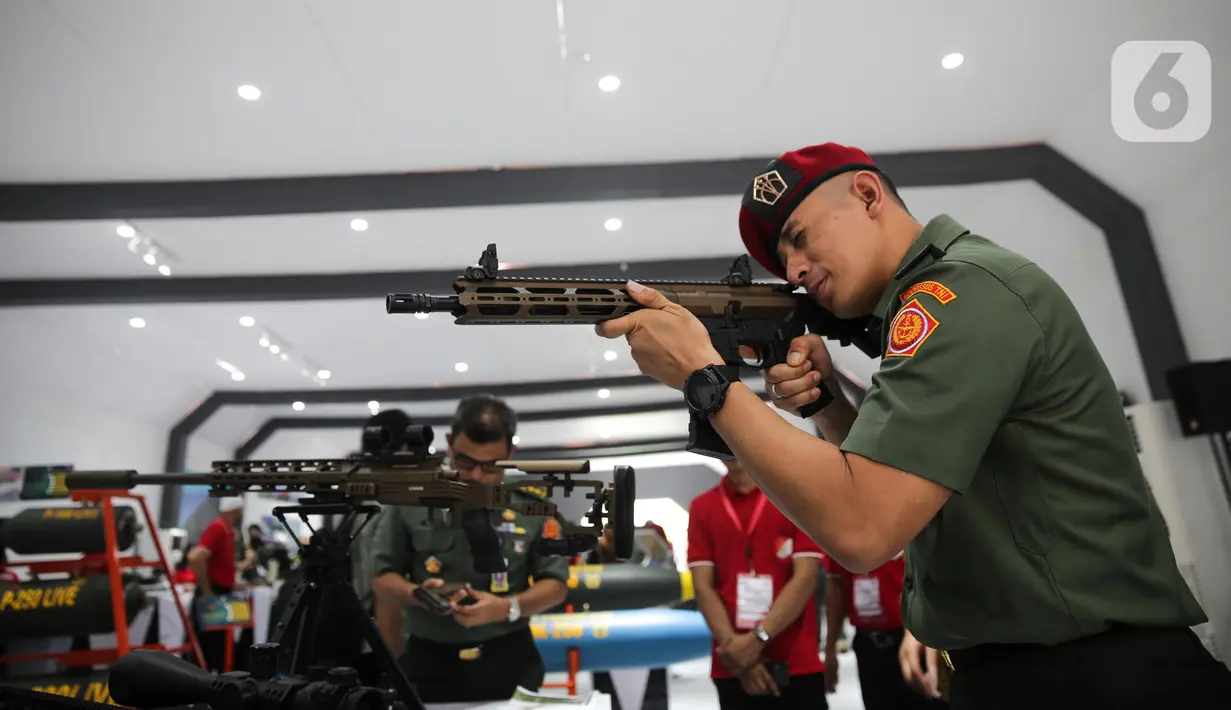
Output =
[
  {"x1": 386, "y1": 243, "x2": 881, "y2": 458},
  {"x1": 62, "y1": 425, "x2": 635, "y2": 710}
]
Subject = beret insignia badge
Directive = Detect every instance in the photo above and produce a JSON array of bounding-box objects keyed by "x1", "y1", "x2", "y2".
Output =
[
  {"x1": 751, "y1": 170, "x2": 789, "y2": 206},
  {"x1": 887, "y1": 299, "x2": 939, "y2": 358}
]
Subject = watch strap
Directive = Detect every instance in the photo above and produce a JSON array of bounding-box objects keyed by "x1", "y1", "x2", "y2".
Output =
[{"x1": 753, "y1": 623, "x2": 772, "y2": 643}]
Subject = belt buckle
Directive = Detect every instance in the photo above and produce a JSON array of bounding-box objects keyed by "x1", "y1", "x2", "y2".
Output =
[
  {"x1": 459, "y1": 647, "x2": 482, "y2": 661},
  {"x1": 940, "y1": 650, "x2": 953, "y2": 671}
]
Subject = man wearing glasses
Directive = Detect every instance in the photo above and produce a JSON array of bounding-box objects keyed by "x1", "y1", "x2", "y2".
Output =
[{"x1": 371, "y1": 395, "x2": 570, "y2": 703}]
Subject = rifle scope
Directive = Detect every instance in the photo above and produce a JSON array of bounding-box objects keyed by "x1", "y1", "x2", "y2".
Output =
[
  {"x1": 362, "y1": 422, "x2": 434, "y2": 456},
  {"x1": 109, "y1": 645, "x2": 389, "y2": 710}
]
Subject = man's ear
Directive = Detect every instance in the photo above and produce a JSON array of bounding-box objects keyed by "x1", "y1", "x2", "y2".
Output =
[{"x1": 851, "y1": 171, "x2": 884, "y2": 216}]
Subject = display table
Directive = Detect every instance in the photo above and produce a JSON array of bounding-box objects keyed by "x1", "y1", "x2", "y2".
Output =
[{"x1": 425, "y1": 692, "x2": 611, "y2": 710}]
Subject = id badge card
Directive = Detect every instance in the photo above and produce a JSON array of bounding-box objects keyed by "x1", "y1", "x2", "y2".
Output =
[
  {"x1": 853, "y1": 576, "x2": 883, "y2": 618},
  {"x1": 736, "y1": 573, "x2": 773, "y2": 629}
]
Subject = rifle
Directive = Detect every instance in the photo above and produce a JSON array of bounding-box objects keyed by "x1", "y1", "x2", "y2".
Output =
[
  {"x1": 63, "y1": 430, "x2": 634, "y2": 710},
  {"x1": 63, "y1": 434, "x2": 635, "y2": 569},
  {"x1": 386, "y1": 243, "x2": 880, "y2": 459}
]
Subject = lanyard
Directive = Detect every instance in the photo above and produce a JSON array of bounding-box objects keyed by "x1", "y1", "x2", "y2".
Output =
[{"x1": 720, "y1": 488, "x2": 768, "y2": 574}]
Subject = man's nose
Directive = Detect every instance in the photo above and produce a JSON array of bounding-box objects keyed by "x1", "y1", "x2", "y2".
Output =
[{"x1": 785, "y1": 255, "x2": 809, "y2": 286}]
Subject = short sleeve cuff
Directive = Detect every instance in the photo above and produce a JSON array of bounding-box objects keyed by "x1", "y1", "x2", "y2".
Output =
[
  {"x1": 533, "y1": 558, "x2": 571, "y2": 584},
  {"x1": 687, "y1": 561, "x2": 715, "y2": 568},
  {"x1": 841, "y1": 415, "x2": 973, "y2": 494}
]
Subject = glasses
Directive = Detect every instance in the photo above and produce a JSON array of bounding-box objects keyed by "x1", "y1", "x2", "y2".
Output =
[{"x1": 451, "y1": 453, "x2": 504, "y2": 475}]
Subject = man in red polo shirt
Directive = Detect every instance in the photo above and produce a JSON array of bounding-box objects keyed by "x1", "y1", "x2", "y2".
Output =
[
  {"x1": 688, "y1": 459, "x2": 826, "y2": 709},
  {"x1": 186, "y1": 496, "x2": 244, "y2": 671},
  {"x1": 824, "y1": 553, "x2": 945, "y2": 708}
]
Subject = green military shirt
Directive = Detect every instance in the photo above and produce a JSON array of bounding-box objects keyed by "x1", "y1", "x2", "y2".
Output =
[
  {"x1": 370, "y1": 489, "x2": 570, "y2": 645},
  {"x1": 840, "y1": 214, "x2": 1206, "y2": 651}
]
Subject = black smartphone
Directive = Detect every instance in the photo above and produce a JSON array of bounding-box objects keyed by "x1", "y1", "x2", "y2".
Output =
[
  {"x1": 413, "y1": 582, "x2": 476, "y2": 615},
  {"x1": 767, "y1": 661, "x2": 790, "y2": 688}
]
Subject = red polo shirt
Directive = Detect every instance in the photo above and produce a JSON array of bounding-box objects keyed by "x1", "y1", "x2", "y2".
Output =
[
  {"x1": 197, "y1": 517, "x2": 236, "y2": 590},
  {"x1": 825, "y1": 553, "x2": 906, "y2": 630},
  {"x1": 687, "y1": 478, "x2": 825, "y2": 679}
]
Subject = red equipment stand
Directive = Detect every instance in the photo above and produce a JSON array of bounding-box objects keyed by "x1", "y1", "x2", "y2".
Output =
[
  {"x1": 540, "y1": 603, "x2": 582, "y2": 696},
  {"x1": 0, "y1": 489, "x2": 205, "y2": 673}
]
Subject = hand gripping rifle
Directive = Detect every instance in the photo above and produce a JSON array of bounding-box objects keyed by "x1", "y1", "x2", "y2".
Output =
[
  {"x1": 386, "y1": 243, "x2": 881, "y2": 459},
  {"x1": 63, "y1": 425, "x2": 635, "y2": 710}
]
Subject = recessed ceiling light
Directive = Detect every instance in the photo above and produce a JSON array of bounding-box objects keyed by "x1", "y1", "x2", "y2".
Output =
[
  {"x1": 603, "y1": 350, "x2": 617, "y2": 362},
  {"x1": 317, "y1": 369, "x2": 331, "y2": 379},
  {"x1": 259, "y1": 337, "x2": 271, "y2": 348},
  {"x1": 231, "y1": 371, "x2": 246, "y2": 381},
  {"x1": 368, "y1": 400, "x2": 380, "y2": 409},
  {"x1": 237, "y1": 84, "x2": 262, "y2": 101},
  {"x1": 512, "y1": 435, "x2": 521, "y2": 446},
  {"x1": 941, "y1": 52, "x2": 964, "y2": 70},
  {"x1": 269, "y1": 345, "x2": 281, "y2": 355},
  {"x1": 455, "y1": 362, "x2": 469, "y2": 372},
  {"x1": 350, "y1": 218, "x2": 369, "y2": 232},
  {"x1": 128, "y1": 317, "x2": 146, "y2": 329},
  {"x1": 428, "y1": 446, "x2": 436, "y2": 454},
  {"x1": 292, "y1": 401, "x2": 305, "y2": 411},
  {"x1": 280, "y1": 353, "x2": 289, "y2": 361},
  {"x1": 116, "y1": 225, "x2": 136, "y2": 238},
  {"x1": 143, "y1": 254, "x2": 157, "y2": 265},
  {"x1": 239, "y1": 316, "x2": 255, "y2": 327},
  {"x1": 597, "y1": 388, "x2": 610, "y2": 399},
  {"x1": 601, "y1": 432, "x2": 612, "y2": 439},
  {"x1": 414, "y1": 313, "x2": 429, "y2": 320},
  {"x1": 158, "y1": 265, "x2": 171, "y2": 276},
  {"x1": 598, "y1": 75, "x2": 620, "y2": 92},
  {"x1": 604, "y1": 218, "x2": 622, "y2": 232}
]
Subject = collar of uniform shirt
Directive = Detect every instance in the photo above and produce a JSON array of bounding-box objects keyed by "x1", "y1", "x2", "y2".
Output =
[{"x1": 870, "y1": 214, "x2": 968, "y2": 323}]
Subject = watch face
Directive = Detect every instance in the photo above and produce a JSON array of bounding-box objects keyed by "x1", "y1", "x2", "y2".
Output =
[{"x1": 688, "y1": 370, "x2": 721, "y2": 411}]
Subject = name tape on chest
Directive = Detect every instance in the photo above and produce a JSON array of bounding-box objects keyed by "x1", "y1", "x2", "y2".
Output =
[
  {"x1": 887, "y1": 298, "x2": 939, "y2": 358},
  {"x1": 899, "y1": 280, "x2": 956, "y2": 305}
]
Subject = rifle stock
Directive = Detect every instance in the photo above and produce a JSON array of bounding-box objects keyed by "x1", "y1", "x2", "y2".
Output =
[{"x1": 387, "y1": 243, "x2": 880, "y2": 459}]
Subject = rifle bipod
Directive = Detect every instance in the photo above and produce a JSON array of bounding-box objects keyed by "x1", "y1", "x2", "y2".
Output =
[{"x1": 268, "y1": 500, "x2": 424, "y2": 710}]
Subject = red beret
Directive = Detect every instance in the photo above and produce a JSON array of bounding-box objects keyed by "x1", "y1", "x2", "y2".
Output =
[{"x1": 738, "y1": 143, "x2": 880, "y2": 280}]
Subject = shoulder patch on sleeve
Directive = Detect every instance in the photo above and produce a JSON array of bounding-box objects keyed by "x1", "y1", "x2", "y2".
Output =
[
  {"x1": 887, "y1": 298, "x2": 940, "y2": 358},
  {"x1": 899, "y1": 280, "x2": 956, "y2": 305}
]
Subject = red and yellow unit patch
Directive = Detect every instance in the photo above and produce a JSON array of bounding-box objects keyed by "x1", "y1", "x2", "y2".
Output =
[
  {"x1": 887, "y1": 299, "x2": 939, "y2": 358},
  {"x1": 899, "y1": 280, "x2": 956, "y2": 305}
]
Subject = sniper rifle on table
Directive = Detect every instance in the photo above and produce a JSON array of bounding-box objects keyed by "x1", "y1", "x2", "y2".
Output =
[
  {"x1": 386, "y1": 243, "x2": 881, "y2": 459},
  {"x1": 62, "y1": 424, "x2": 636, "y2": 569}
]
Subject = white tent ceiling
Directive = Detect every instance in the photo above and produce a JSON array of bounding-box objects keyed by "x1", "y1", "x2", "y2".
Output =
[{"x1": 1, "y1": 0, "x2": 1225, "y2": 463}]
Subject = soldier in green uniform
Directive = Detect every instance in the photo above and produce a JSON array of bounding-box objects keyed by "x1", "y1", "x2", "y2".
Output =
[
  {"x1": 594, "y1": 143, "x2": 1231, "y2": 709},
  {"x1": 371, "y1": 395, "x2": 569, "y2": 703}
]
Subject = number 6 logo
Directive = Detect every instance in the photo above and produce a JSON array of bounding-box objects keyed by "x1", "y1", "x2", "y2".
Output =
[{"x1": 1112, "y1": 41, "x2": 1212, "y2": 143}]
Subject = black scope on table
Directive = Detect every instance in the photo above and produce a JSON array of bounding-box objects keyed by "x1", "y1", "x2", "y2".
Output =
[{"x1": 109, "y1": 645, "x2": 389, "y2": 710}]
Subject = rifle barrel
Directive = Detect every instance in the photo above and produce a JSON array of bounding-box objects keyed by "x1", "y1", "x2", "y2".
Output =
[
  {"x1": 65, "y1": 470, "x2": 204, "y2": 491},
  {"x1": 387, "y1": 293, "x2": 459, "y2": 315}
]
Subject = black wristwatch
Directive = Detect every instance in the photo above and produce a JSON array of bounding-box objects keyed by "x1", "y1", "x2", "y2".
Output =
[{"x1": 683, "y1": 365, "x2": 736, "y2": 418}]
